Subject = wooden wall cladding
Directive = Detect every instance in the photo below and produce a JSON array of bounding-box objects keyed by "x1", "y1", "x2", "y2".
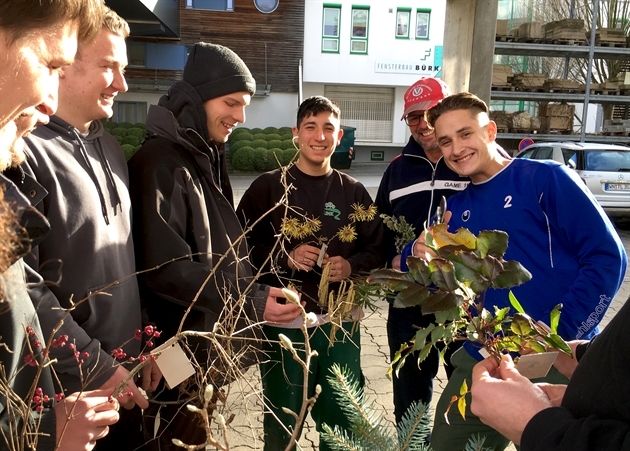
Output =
[
  {"x1": 126, "y1": 68, "x2": 184, "y2": 82},
  {"x1": 180, "y1": 0, "x2": 304, "y2": 92}
]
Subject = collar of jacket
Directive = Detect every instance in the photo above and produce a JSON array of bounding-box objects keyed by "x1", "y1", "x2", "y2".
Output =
[
  {"x1": 0, "y1": 173, "x2": 50, "y2": 263},
  {"x1": 401, "y1": 135, "x2": 433, "y2": 160},
  {"x1": 3, "y1": 165, "x2": 48, "y2": 207}
]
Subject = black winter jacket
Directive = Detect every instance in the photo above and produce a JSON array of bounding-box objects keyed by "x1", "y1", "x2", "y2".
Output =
[
  {"x1": 521, "y1": 293, "x2": 630, "y2": 450},
  {"x1": 128, "y1": 81, "x2": 268, "y2": 385},
  {"x1": 0, "y1": 174, "x2": 56, "y2": 451}
]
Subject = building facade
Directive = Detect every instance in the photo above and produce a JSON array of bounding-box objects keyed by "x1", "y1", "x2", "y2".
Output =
[{"x1": 108, "y1": 0, "x2": 447, "y2": 161}]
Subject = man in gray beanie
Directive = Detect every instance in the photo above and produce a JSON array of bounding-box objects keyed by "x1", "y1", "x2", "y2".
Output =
[{"x1": 128, "y1": 42, "x2": 303, "y2": 450}]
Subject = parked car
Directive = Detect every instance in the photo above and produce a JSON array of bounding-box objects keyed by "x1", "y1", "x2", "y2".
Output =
[{"x1": 515, "y1": 142, "x2": 630, "y2": 217}]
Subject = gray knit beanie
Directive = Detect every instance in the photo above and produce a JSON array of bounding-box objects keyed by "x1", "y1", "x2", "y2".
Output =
[{"x1": 183, "y1": 42, "x2": 256, "y2": 101}]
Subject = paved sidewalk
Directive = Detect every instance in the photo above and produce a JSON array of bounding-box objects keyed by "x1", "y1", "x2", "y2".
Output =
[{"x1": 218, "y1": 164, "x2": 630, "y2": 451}]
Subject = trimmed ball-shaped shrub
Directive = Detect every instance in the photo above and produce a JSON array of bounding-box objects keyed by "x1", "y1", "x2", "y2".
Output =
[
  {"x1": 114, "y1": 135, "x2": 124, "y2": 145},
  {"x1": 282, "y1": 139, "x2": 295, "y2": 150},
  {"x1": 280, "y1": 148, "x2": 298, "y2": 165},
  {"x1": 126, "y1": 127, "x2": 145, "y2": 139},
  {"x1": 268, "y1": 148, "x2": 285, "y2": 167},
  {"x1": 278, "y1": 126, "x2": 293, "y2": 135},
  {"x1": 121, "y1": 144, "x2": 136, "y2": 161},
  {"x1": 228, "y1": 128, "x2": 251, "y2": 143},
  {"x1": 254, "y1": 148, "x2": 281, "y2": 172},
  {"x1": 231, "y1": 147, "x2": 256, "y2": 171},
  {"x1": 267, "y1": 139, "x2": 283, "y2": 149},
  {"x1": 250, "y1": 127, "x2": 263, "y2": 134},
  {"x1": 281, "y1": 133, "x2": 294, "y2": 141},
  {"x1": 250, "y1": 139, "x2": 268, "y2": 149},
  {"x1": 111, "y1": 127, "x2": 127, "y2": 137},
  {"x1": 116, "y1": 122, "x2": 134, "y2": 129},
  {"x1": 252, "y1": 133, "x2": 267, "y2": 141},
  {"x1": 103, "y1": 121, "x2": 117, "y2": 130},
  {"x1": 231, "y1": 132, "x2": 253, "y2": 143},
  {"x1": 263, "y1": 126, "x2": 279, "y2": 134},
  {"x1": 231, "y1": 127, "x2": 251, "y2": 136},
  {"x1": 265, "y1": 133, "x2": 282, "y2": 141},
  {"x1": 123, "y1": 135, "x2": 141, "y2": 147},
  {"x1": 229, "y1": 140, "x2": 253, "y2": 154}
]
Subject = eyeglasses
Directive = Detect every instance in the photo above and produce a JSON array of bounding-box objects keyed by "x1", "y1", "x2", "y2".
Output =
[{"x1": 404, "y1": 114, "x2": 424, "y2": 126}]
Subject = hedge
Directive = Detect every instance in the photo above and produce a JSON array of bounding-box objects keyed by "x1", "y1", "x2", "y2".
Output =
[
  {"x1": 231, "y1": 146, "x2": 256, "y2": 171},
  {"x1": 250, "y1": 139, "x2": 268, "y2": 149}
]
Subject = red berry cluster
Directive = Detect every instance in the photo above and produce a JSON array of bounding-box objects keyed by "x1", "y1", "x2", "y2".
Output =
[
  {"x1": 31, "y1": 387, "x2": 63, "y2": 412},
  {"x1": 134, "y1": 325, "x2": 161, "y2": 349},
  {"x1": 72, "y1": 350, "x2": 90, "y2": 366},
  {"x1": 111, "y1": 348, "x2": 127, "y2": 360}
]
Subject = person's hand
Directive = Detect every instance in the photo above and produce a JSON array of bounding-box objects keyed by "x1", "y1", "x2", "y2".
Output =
[
  {"x1": 470, "y1": 354, "x2": 553, "y2": 445},
  {"x1": 552, "y1": 340, "x2": 587, "y2": 379},
  {"x1": 323, "y1": 256, "x2": 351, "y2": 282},
  {"x1": 263, "y1": 287, "x2": 305, "y2": 324},
  {"x1": 412, "y1": 211, "x2": 452, "y2": 261},
  {"x1": 391, "y1": 254, "x2": 402, "y2": 270},
  {"x1": 139, "y1": 359, "x2": 162, "y2": 392},
  {"x1": 54, "y1": 388, "x2": 120, "y2": 451},
  {"x1": 98, "y1": 365, "x2": 148, "y2": 410},
  {"x1": 536, "y1": 383, "x2": 567, "y2": 407},
  {"x1": 288, "y1": 244, "x2": 324, "y2": 271}
]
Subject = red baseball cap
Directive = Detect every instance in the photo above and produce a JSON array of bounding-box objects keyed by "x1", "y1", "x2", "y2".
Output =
[{"x1": 401, "y1": 77, "x2": 451, "y2": 120}]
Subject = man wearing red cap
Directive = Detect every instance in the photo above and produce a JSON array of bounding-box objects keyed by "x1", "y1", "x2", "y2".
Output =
[{"x1": 375, "y1": 77, "x2": 469, "y2": 426}]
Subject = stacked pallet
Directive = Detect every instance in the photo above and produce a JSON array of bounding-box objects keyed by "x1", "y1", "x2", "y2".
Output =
[
  {"x1": 544, "y1": 19, "x2": 585, "y2": 43},
  {"x1": 489, "y1": 111, "x2": 541, "y2": 133},
  {"x1": 496, "y1": 19, "x2": 509, "y2": 37},
  {"x1": 595, "y1": 28, "x2": 626, "y2": 47},
  {"x1": 511, "y1": 111, "x2": 541, "y2": 132},
  {"x1": 519, "y1": 21, "x2": 544, "y2": 40},
  {"x1": 489, "y1": 111, "x2": 511, "y2": 133},
  {"x1": 539, "y1": 103, "x2": 575, "y2": 132},
  {"x1": 492, "y1": 65, "x2": 513, "y2": 87},
  {"x1": 543, "y1": 79, "x2": 584, "y2": 92},
  {"x1": 511, "y1": 73, "x2": 547, "y2": 90},
  {"x1": 602, "y1": 119, "x2": 630, "y2": 135}
]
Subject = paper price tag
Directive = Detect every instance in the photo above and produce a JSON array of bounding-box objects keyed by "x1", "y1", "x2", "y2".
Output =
[
  {"x1": 515, "y1": 352, "x2": 558, "y2": 380},
  {"x1": 316, "y1": 243, "x2": 328, "y2": 267},
  {"x1": 150, "y1": 336, "x2": 195, "y2": 389}
]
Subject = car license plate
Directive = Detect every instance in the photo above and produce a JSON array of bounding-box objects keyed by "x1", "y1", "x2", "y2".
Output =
[{"x1": 605, "y1": 183, "x2": 630, "y2": 191}]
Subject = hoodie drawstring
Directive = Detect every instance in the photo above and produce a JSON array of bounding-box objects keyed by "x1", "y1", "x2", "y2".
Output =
[
  {"x1": 71, "y1": 128, "x2": 114, "y2": 225},
  {"x1": 95, "y1": 138, "x2": 123, "y2": 215}
]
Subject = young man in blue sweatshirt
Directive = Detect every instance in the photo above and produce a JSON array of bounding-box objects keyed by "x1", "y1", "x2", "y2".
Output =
[
  {"x1": 401, "y1": 92, "x2": 628, "y2": 451},
  {"x1": 375, "y1": 77, "x2": 469, "y2": 425}
]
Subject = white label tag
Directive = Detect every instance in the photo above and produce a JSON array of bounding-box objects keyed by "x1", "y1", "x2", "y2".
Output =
[
  {"x1": 478, "y1": 347, "x2": 490, "y2": 359},
  {"x1": 151, "y1": 336, "x2": 195, "y2": 389},
  {"x1": 316, "y1": 243, "x2": 328, "y2": 267},
  {"x1": 515, "y1": 352, "x2": 558, "y2": 380}
]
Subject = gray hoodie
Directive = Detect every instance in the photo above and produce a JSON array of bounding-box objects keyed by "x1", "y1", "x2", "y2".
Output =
[{"x1": 20, "y1": 116, "x2": 141, "y2": 394}]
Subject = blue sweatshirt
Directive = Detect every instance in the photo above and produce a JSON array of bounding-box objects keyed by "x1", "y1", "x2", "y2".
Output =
[{"x1": 402, "y1": 159, "x2": 627, "y2": 357}]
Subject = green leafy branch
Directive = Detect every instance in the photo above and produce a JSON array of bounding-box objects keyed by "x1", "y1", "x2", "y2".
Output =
[
  {"x1": 366, "y1": 224, "x2": 573, "y2": 418},
  {"x1": 380, "y1": 214, "x2": 416, "y2": 254}
]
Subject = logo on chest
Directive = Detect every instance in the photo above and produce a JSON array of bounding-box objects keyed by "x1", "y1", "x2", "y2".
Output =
[{"x1": 324, "y1": 202, "x2": 341, "y2": 220}]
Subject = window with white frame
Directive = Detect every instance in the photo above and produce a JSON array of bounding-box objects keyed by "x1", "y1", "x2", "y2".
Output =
[
  {"x1": 322, "y1": 4, "x2": 341, "y2": 53},
  {"x1": 324, "y1": 85, "x2": 395, "y2": 142},
  {"x1": 396, "y1": 8, "x2": 411, "y2": 39},
  {"x1": 350, "y1": 6, "x2": 369, "y2": 54},
  {"x1": 185, "y1": 0, "x2": 233, "y2": 11},
  {"x1": 415, "y1": 8, "x2": 431, "y2": 39},
  {"x1": 112, "y1": 101, "x2": 147, "y2": 124}
]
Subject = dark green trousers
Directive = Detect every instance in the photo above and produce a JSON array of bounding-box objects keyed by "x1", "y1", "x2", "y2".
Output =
[
  {"x1": 261, "y1": 322, "x2": 363, "y2": 451},
  {"x1": 430, "y1": 347, "x2": 569, "y2": 451}
]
